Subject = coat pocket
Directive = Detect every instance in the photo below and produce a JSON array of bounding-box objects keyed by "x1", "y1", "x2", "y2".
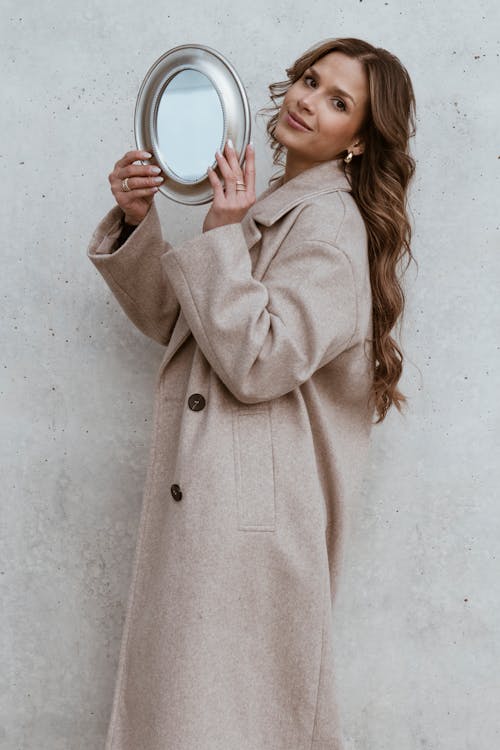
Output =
[{"x1": 232, "y1": 407, "x2": 276, "y2": 531}]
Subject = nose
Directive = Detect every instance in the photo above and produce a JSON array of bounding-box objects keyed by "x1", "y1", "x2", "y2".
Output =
[{"x1": 297, "y1": 94, "x2": 315, "y2": 113}]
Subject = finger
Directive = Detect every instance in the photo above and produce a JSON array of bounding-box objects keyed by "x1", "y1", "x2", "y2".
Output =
[
  {"x1": 214, "y1": 148, "x2": 232, "y2": 180},
  {"x1": 213, "y1": 150, "x2": 235, "y2": 199},
  {"x1": 223, "y1": 139, "x2": 244, "y2": 180},
  {"x1": 215, "y1": 143, "x2": 241, "y2": 199},
  {"x1": 127, "y1": 186, "x2": 160, "y2": 199},
  {"x1": 113, "y1": 186, "x2": 160, "y2": 201},
  {"x1": 243, "y1": 144, "x2": 256, "y2": 197},
  {"x1": 110, "y1": 151, "x2": 154, "y2": 185},
  {"x1": 115, "y1": 149, "x2": 152, "y2": 170},
  {"x1": 118, "y1": 164, "x2": 163, "y2": 180},
  {"x1": 224, "y1": 139, "x2": 246, "y2": 198},
  {"x1": 113, "y1": 175, "x2": 164, "y2": 192},
  {"x1": 206, "y1": 165, "x2": 225, "y2": 203},
  {"x1": 132, "y1": 186, "x2": 160, "y2": 198}
]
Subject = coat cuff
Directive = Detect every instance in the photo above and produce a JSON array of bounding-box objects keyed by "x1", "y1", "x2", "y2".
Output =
[
  {"x1": 86, "y1": 201, "x2": 181, "y2": 346},
  {"x1": 87, "y1": 202, "x2": 160, "y2": 260},
  {"x1": 86, "y1": 202, "x2": 170, "y2": 289}
]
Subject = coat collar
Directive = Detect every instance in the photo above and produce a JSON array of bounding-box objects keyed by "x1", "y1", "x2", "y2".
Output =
[{"x1": 249, "y1": 157, "x2": 352, "y2": 227}]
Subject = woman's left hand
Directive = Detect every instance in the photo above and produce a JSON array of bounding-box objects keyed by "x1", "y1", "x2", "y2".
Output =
[{"x1": 202, "y1": 140, "x2": 256, "y2": 233}]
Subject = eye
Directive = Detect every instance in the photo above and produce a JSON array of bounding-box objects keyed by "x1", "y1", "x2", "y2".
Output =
[{"x1": 302, "y1": 74, "x2": 347, "y2": 111}]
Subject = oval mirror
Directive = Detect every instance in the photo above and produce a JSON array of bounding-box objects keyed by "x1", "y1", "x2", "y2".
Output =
[{"x1": 134, "y1": 43, "x2": 251, "y2": 205}]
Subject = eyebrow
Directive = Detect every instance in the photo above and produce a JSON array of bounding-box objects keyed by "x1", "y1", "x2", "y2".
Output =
[{"x1": 306, "y1": 66, "x2": 356, "y2": 106}]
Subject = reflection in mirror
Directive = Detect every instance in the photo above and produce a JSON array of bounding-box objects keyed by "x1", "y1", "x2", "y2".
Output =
[{"x1": 157, "y1": 69, "x2": 224, "y2": 181}]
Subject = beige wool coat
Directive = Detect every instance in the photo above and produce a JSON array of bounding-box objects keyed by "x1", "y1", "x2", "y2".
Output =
[{"x1": 87, "y1": 156, "x2": 375, "y2": 750}]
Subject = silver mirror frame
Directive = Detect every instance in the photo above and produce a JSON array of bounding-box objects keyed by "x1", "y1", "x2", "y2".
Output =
[{"x1": 134, "y1": 43, "x2": 251, "y2": 205}]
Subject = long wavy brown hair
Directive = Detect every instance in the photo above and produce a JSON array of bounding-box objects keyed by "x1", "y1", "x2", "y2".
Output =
[{"x1": 256, "y1": 38, "x2": 417, "y2": 424}]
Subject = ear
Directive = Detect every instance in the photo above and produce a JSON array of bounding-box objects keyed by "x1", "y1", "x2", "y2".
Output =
[{"x1": 351, "y1": 139, "x2": 365, "y2": 156}]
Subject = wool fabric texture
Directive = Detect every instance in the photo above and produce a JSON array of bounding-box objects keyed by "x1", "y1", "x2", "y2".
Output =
[{"x1": 87, "y1": 157, "x2": 375, "y2": 750}]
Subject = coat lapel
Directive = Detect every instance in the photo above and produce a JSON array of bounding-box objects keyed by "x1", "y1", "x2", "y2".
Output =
[
  {"x1": 158, "y1": 158, "x2": 352, "y2": 376},
  {"x1": 241, "y1": 156, "x2": 351, "y2": 246},
  {"x1": 250, "y1": 157, "x2": 351, "y2": 226}
]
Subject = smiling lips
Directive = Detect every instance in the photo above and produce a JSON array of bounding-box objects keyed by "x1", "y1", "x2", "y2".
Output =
[{"x1": 286, "y1": 110, "x2": 312, "y2": 131}]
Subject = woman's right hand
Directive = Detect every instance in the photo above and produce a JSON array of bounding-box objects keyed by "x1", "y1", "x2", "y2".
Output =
[{"x1": 108, "y1": 149, "x2": 165, "y2": 226}]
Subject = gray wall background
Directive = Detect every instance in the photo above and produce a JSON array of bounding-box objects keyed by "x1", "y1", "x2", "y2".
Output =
[{"x1": 2, "y1": 0, "x2": 498, "y2": 748}]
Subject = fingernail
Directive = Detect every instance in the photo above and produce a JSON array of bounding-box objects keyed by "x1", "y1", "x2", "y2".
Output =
[
  {"x1": 227, "y1": 138, "x2": 233, "y2": 149},
  {"x1": 249, "y1": 141, "x2": 254, "y2": 149},
  {"x1": 151, "y1": 166, "x2": 161, "y2": 174},
  {"x1": 141, "y1": 151, "x2": 152, "y2": 158},
  {"x1": 216, "y1": 149, "x2": 222, "y2": 157}
]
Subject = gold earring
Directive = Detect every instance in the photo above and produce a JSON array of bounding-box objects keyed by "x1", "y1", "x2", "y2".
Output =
[{"x1": 344, "y1": 150, "x2": 353, "y2": 163}]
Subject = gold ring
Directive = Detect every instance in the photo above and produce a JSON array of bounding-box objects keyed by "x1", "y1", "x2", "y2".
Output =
[{"x1": 121, "y1": 178, "x2": 131, "y2": 192}]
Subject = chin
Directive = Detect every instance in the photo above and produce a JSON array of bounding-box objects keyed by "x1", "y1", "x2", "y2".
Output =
[{"x1": 274, "y1": 119, "x2": 293, "y2": 148}]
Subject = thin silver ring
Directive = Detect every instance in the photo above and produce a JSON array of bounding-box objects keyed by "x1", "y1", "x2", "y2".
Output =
[{"x1": 121, "y1": 177, "x2": 131, "y2": 192}]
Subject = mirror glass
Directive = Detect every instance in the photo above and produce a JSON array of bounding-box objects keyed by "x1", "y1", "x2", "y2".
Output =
[{"x1": 157, "y1": 69, "x2": 224, "y2": 181}]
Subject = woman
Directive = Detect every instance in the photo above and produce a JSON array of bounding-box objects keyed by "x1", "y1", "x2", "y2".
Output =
[{"x1": 87, "y1": 37, "x2": 416, "y2": 750}]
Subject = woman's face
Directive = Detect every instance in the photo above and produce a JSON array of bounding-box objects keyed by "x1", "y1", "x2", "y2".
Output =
[{"x1": 274, "y1": 51, "x2": 370, "y2": 175}]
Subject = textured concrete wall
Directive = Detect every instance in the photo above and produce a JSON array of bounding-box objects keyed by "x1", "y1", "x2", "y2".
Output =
[{"x1": 2, "y1": 0, "x2": 498, "y2": 748}]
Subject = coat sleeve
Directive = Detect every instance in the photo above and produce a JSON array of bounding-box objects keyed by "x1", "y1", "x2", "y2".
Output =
[
  {"x1": 160, "y1": 205, "x2": 359, "y2": 403},
  {"x1": 86, "y1": 201, "x2": 180, "y2": 346}
]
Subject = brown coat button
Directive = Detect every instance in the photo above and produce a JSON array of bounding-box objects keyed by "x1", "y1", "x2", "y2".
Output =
[
  {"x1": 170, "y1": 484, "x2": 182, "y2": 501},
  {"x1": 188, "y1": 393, "x2": 206, "y2": 411}
]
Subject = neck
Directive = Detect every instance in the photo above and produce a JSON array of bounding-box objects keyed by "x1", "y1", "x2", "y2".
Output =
[{"x1": 283, "y1": 152, "x2": 342, "y2": 184}]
